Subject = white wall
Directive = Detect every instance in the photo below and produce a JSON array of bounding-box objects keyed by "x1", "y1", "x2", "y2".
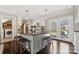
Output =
[
  {"x1": 74, "y1": 6, "x2": 79, "y2": 53},
  {"x1": 0, "y1": 15, "x2": 17, "y2": 42},
  {"x1": 74, "y1": 6, "x2": 79, "y2": 31}
]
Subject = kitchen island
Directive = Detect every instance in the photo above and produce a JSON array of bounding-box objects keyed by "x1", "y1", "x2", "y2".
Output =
[
  {"x1": 20, "y1": 34, "x2": 46, "y2": 54},
  {"x1": 18, "y1": 33, "x2": 74, "y2": 54}
]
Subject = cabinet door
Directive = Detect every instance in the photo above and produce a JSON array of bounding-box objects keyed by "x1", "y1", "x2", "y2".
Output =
[{"x1": 60, "y1": 42, "x2": 70, "y2": 54}]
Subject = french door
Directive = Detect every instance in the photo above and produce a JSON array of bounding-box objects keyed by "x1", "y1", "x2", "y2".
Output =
[{"x1": 48, "y1": 15, "x2": 74, "y2": 42}]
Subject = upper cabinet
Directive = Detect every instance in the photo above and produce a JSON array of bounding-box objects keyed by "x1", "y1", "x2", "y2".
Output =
[{"x1": 3, "y1": 20, "x2": 12, "y2": 29}]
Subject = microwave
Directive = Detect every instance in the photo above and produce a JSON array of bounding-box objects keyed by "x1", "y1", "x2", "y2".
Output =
[{"x1": 4, "y1": 29, "x2": 12, "y2": 38}]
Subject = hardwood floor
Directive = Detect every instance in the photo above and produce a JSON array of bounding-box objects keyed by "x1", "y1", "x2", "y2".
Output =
[
  {"x1": 3, "y1": 41, "x2": 14, "y2": 54},
  {"x1": 2, "y1": 40, "x2": 75, "y2": 54},
  {"x1": 2, "y1": 40, "x2": 51, "y2": 54},
  {"x1": 3, "y1": 41, "x2": 30, "y2": 54}
]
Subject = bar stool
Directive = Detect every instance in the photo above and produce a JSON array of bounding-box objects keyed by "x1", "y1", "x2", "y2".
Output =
[
  {"x1": 14, "y1": 36, "x2": 22, "y2": 53},
  {"x1": 14, "y1": 36, "x2": 31, "y2": 54},
  {"x1": 41, "y1": 37, "x2": 52, "y2": 48},
  {"x1": 41, "y1": 36, "x2": 54, "y2": 54},
  {"x1": 18, "y1": 37, "x2": 31, "y2": 53}
]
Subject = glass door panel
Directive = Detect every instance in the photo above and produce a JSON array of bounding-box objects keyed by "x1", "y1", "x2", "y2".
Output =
[
  {"x1": 59, "y1": 16, "x2": 74, "y2": 42},
  {"x1": 60, "y1": 19, "x2": 69, "y2": 38},
  {"x1": 48, "y1": 19, "x2": 58, "y2": 37}
]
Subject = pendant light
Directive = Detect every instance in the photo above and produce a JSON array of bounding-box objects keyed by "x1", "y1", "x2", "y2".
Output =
[{"x1": 44, "y1": 9, "x2": 48, "y2": 19}]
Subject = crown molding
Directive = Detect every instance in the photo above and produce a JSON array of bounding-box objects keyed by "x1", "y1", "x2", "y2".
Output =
[
  {"x1": 0, "y1": 10, "x2": 17, "y2": 18},
  {"x1": 47, "y1": 7, "x2": 74, "y2": 19}
]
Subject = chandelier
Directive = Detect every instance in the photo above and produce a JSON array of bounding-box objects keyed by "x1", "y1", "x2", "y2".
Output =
[
  {"x1": 22, "y1": 9, "x2": 32, "y2": 20},
  {"x1": 22, "y1": 9, "x2": 48, "y2": 21},
  {"x1": 44, "y1": 9, "x2": 48, "y2": 19}
]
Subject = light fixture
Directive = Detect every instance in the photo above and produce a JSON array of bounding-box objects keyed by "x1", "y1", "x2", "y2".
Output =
[
  {"x1": 25, "y1": 10, "x2": 29, "y2": 15},
  {"x1": 23, "y1": 9, "x2": 36, "y2": 20},
  {"x1": 22, "y1": 9, "x2": 30, "y2": 20},
  {"x1": 44, "y1": 9, "x2": 48, "y2": 19},
  {"x1": 25, "y1": 10, "x2": 29, "y2": 19}
]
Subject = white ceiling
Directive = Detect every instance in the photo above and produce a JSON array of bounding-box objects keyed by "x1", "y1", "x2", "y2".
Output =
[{"x1": 0, "y1": 5, "x2": 73, "y2": 17}]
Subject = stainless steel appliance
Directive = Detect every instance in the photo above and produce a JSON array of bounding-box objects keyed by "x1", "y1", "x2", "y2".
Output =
[{"x1": 4, "y1": 29, "x2": 12, "y2": 38}]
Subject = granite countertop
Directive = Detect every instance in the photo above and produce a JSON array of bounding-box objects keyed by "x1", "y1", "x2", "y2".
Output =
[
  {"x1": 21, "y1": 33, "x2": 47, "y2": 36},
  {"x1": 20, "y1": 33, "x2": 73, "y2": 44}
]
